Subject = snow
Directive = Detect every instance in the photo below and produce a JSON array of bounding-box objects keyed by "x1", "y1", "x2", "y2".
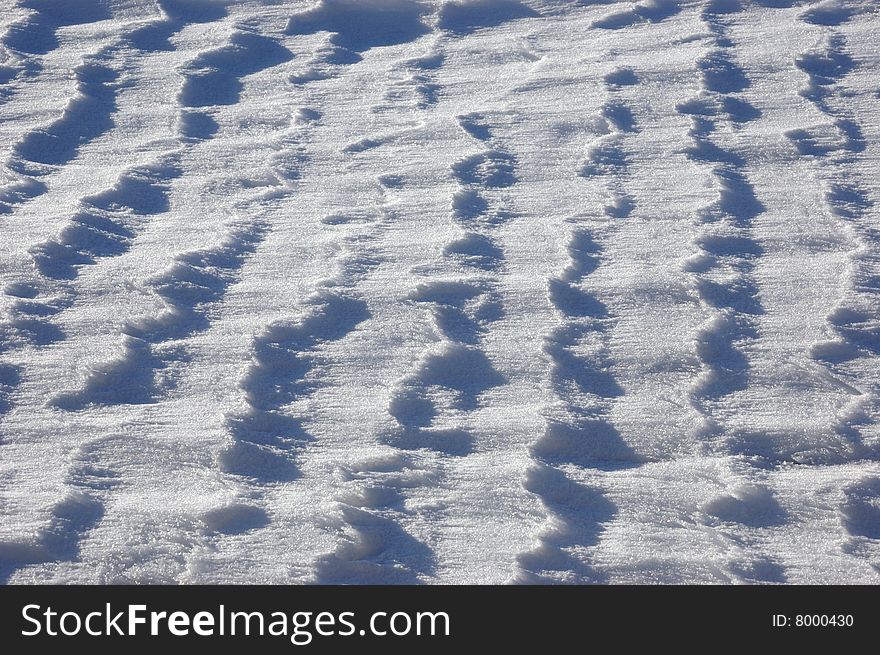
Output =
[{"x1": 0, "y1": 0, "x2": 878, "y2": 584}]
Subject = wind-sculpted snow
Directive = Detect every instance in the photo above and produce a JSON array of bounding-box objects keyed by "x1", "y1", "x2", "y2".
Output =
[
  {"x1": 578, "y1": 67, "x2": 637, "y2": 217},
  {"x1": 15, "y1": 63, "x2": 117, "y2": 168},
  {"x1": 0, "y1": 7, "x2": 237, "y2": 421},
  {"x1": 0, "y1": 2, "x2": 216, "y2": 215},
  {"x1": 678, "y1": 2, "x2": 764, "y2": 436},
  {"x1": 220, "y1": 289, "x2": 370, "y2": 480},
  {"x1": 0, "y1": 59, "x2": 117, "y2": 213},
  {"x1": 517, "y1": 225, "x2": 634, "y2": 582},
  {"x1": 0, "y1": 4, "x2": 225, "y2": 433},
  {"x1": 788, "y1": 22, "x2": 878, "y2": 456},
  {"x1": 383, "y1": 119, "x2": 510, "y2": 458},
  {"x1": 438, "y1": 0, "x2": 539, "y2": 34},
  {"x1": 515, "y1": 55, "x2": 646, "y2": 582},
  {"x1": 593, "y1": 0, "x2": 681, "y2": 30},
  {"x1": 307, "y1": 183, "x2": 444, "y2": 583},
  {"x1": 666, "y1": 1, "x2": 797, "y2": 583},
  {"x1": 127, "y1": 0, "x2": 229, "y2": 52},
  {"x1": 1, "y1": 0, "x2": 879, "y2": 584},
  {"x1": 52, "y1": 222, "x2": 269, "y2": 410},
  {"x1": 179, "y1": 31, "x2": 293, "y2": 107},
  {"x1": 30, "y1": 161, "x2": 182, "y2": 280},
  {"x1": 287, "y1": 0, "x2": 431, "y2": 52},
  {"x1": 3, "y1": 0, "x2": 112, "y2": 56}
]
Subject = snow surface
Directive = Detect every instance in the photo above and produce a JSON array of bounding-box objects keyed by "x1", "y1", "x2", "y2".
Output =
[{"x1": 0, "y1": 0, "x2": 879, "y2": 584}]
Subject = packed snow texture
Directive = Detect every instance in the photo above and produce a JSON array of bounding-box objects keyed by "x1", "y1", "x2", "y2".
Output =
[{"x1": 0, "y1": 0, "x2": 879, "y2": 584}]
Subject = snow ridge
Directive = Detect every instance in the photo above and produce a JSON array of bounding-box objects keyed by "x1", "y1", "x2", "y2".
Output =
[
  {"x1": 792, "y1": 0, "x2": 880, "y2": 568},
  {"x1": 1, "y1": 0, "x2": 878, "y2": 584},
  {"x1": 795, "y1": 4, "x2": 878, "y2": 460},
  {"x1": 516, "y1": 63, "x2": 642, "y2": 583},
  {"x1": 678, "y1": 0, "x2": 764, "y2": 450}
]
